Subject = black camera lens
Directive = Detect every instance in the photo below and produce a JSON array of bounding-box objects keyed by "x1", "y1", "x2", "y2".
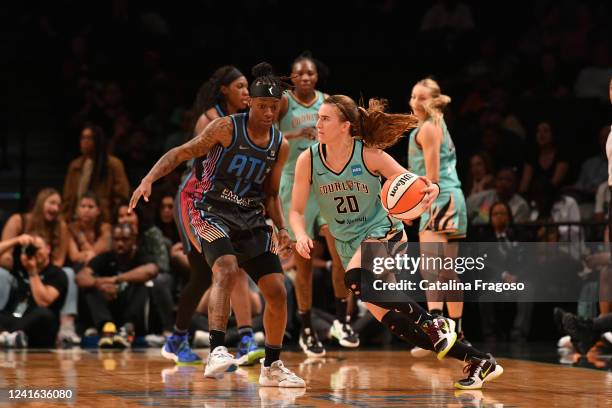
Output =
[{"x1": 24, "y1": 244, "x2": 38, "y2": 258}]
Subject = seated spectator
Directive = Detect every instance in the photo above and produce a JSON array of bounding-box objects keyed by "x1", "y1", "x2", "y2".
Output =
[
  {"x1": 76, "y1": 223, "x2": 159, "y2": 348},
  {"x1": 0, "y1": 188, "x2": 79, "y2": 347},
  {"x1": 467, "y1": 167, "x2": 530, "y2": 225},
  {"x1": 0, "y1": 235, "x2": 67, "y2": 348},
  {"x1": 114, "y1": 199, "x2": 172, "y2": 337},
  {"x1": 478, "y1": 202, "x2": 526, "y2": 341},
  {"x1": 519, "y1": 120, "x2": 569, "y2": 198},
  {"x1": 67, "y1": 192, "x2": 111, "y2": 267},
  {"x1": 567, "y1": 126, "x2": 609, "y2": 201},
  {"x1": 465, "y1": 151, "x2": 495, "y2": 198},
  {"x1": 155, "y1": 192, "x2": 179, "y2": 246},
  {"x1": 63, "y1": 124, "x2": 130, "y2": 223}
]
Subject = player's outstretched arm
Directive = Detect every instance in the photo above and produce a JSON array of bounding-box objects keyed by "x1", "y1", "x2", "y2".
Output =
[
  {"x1": 129, "y1": 117, "x2": 233, "y2": 211},
  {"x1": 290, "y1": 149, "x2": 314, "y2": 259}
]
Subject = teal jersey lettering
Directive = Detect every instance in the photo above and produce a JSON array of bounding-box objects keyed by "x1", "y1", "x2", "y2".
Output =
[
  {"x1": 278, "y1": 90, "x2": 325, "y2": 176},
  {"x1": 310, "y1": 140, "x2": 402, "y2": 242}
]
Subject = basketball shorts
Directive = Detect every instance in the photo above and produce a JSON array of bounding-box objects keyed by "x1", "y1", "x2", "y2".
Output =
[
  {"x1": 419, "y1": 187, "x2": 467, "y2": 239},
  {"x1": 175, "y1": 195, "x2": 282, "y2": 282},
  {"x1": 279, "y1": 172, "x2": 325, "y2": 241},
  {"x1": 334, "y1": 224, "x2": 405, "y2": 269}
]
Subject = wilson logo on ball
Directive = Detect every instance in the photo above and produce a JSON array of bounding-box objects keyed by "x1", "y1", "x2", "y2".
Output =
[{"x1": 381, "y1": 171, "x2": 428, "y2": 221}]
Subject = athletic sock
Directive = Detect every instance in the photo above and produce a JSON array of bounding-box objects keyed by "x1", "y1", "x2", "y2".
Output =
[
  {"x1": 238, "y1": 326, "x2": 254, "y2": 338},
  {"x1": 209, "y1": 330, "x2": 225, "y2": 352},
  {"x1": 299, "y1": 310, "x2": 312, "y2": 331},
  {"x1": 264, "y1": 344, "x2": 282, "y2": 367},
  {"x1": 173, "y1": 325, "x2": 188, "y2": 336},
  {"x1": 446, "y1": 340, "x2": 489, "y2": 362},
  {"x1": 335, "y1": 298, "x2": 348, "y2": 322}
]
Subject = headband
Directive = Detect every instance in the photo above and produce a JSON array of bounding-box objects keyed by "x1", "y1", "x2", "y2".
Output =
[{"x1": 250, "y1": 80, "x2": 283, "y2": 99}]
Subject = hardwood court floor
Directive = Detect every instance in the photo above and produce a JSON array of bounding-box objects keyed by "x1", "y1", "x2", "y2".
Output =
[{"x1": 0, "y1": 348, "x2": 610, "y2": 407}]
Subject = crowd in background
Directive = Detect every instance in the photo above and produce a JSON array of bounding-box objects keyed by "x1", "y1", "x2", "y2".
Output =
[{"x1": 0, "y1": 1, "x2": 611, "y2": 351}]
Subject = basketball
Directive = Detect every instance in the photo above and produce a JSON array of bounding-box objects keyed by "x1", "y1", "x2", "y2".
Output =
[{"x1": 380, "y1": 171, "x2": 429, "y2": 221}]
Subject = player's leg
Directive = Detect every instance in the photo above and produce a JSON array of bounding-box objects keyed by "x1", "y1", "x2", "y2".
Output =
[
  {"x1": 162, "y1": 246, "x2": 212, "y2": 365},
  {"x1": 233, "y1": 270, "x2": 265, "y2": 366},
  {"x1": 343, "y1": 241, "x2": 457, "y2": 359},
  {"x1": 242, "y1": 253, "x2": 305, "y2": 388},
  {"x1": 204, "y1": 251, "x2": 243, "y2": 378},
  {"x1": 321, "y1": 225, "x2": 359, "y2": 348},
  {"x1": 345, "y1": 243, "x2": 503, "y2": 389}
]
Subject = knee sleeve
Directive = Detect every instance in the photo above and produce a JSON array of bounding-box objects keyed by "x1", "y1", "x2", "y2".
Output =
[{"x1": 344, "y1": 268, "x2": 370, "y2": 298}]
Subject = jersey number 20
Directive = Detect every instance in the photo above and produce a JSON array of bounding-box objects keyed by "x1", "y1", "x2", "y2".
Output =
[{"x1": 335, "y1": 195, "x2": 359, "y2": 213}]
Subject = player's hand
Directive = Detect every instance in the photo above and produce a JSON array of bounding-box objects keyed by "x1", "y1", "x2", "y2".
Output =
[
  {"x1": 129, "y1": 179, "x2": 152, "y2": 212},
  {"x1": 419, "y1": 177, "x2": 439, "y2": 209},
  {"x1": 276, "y1": 228, "x2": 292, "y2": 258},
  {"x1": 294, "y1": 233, "x2": 313, "y2": 259}
]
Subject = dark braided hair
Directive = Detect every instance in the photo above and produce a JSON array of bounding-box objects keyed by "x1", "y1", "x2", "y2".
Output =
[
  {"x1": 191, "y1": 65, "x2": 244, "y2": 119},
  {"x1": 250, "y1": 62, "x2": 292, "y2": 98}
]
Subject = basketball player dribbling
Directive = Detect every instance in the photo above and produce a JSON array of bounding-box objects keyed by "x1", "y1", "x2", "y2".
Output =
[
  {"x1": 130, "y1": 62, "x2": 305, "y2": 387},
  {"x1": 278, "y1": 52, "x2": 358, "y2": 357},
  {"x1": 290, "y1": 95, "x2": 503, "y2": 389},
  {"x1": 407, "y1": 78, "x2": 471, "y2": 357}
]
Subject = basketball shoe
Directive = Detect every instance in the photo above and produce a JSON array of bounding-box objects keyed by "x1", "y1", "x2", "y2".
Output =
[
  {"x1": 204, "y1": 346, "x2": 237, "y2": 379},
  {"x1": 236, "y1": 333, "x2": 265, "y2": 366},
  {"x1": 298, "y1": 328, "x2": 325, "y2": 357},
  {"x1": 162, "y1": 333, "x2": 202, "y2": 365},
  {"x1": 420, "y1": 317, "x2": 456, "y2": 360},
  {"x1": 329, "y1": 320, "x2": 359, "y2": 348},
  {"x1": 454, "y1": 354, "x2": 504, "y2": 390},
  {"x1": 259, "y1": 360, "x2": 306, "y2": 388}
]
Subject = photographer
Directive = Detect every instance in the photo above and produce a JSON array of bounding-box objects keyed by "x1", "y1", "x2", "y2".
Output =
[
  {"x1": 76, "y1": 223, "x2": 158, "y2": 348},
  {"x1": 0, "y1": 235, "x2": 68, "y2": 348}
]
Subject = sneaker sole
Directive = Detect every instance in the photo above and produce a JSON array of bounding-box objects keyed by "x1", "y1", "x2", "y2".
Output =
[
  {"x1": 259, "y1": 376, "x2": 306, "y2": 388},
  {"x1": 437, "y1": 319, "x2": 457, "y2": 360},
  {"x1": 330, "y1": 328, "x2": 360, "y2": 348},
  {"x1": 298, "y1": 337, "x2": 326, "y2": 357},
  {"x1": 204, "y1": 360, "x2": 237, "y2": 378},
  {"x1": 161, "y1": 346, "x2": 203, "y2": 365},
  {"x1": 453, "y1": 364, "x2": 504, "y2": 390}
]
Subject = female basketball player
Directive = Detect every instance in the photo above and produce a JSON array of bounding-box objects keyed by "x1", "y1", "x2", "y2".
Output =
[
  {"x1": 407, "y1": 78, "x2": 470, "y2": 358},
  {"x1": 278, "y1": 52, "x2": 357, "y2": 356},
  {"x1": 186, "y1": 66, "x2": 264, "y2": 366},
  {"x1": 131, "y1": 63, "x2": 305, "y2": 387},
  {"x1": 290, "y1": 95, "x2": 503, "y2": 390}
]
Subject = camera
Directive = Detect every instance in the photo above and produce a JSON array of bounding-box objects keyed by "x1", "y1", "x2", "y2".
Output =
[{"x1": 23, "y1": 244, "x2": 39, "y2": 258}]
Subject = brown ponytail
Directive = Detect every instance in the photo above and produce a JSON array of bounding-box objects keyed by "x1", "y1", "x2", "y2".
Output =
[{"x1": 324, "y1": 95, "x2": 419, "y2": 149}]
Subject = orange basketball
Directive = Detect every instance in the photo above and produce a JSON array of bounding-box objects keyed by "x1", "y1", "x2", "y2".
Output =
[{"x1": 381, "y1": 172, "x2": 428, "y2": 220}]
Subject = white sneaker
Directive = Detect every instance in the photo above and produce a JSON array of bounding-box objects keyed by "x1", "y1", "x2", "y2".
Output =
[
  {"x1": 603, "y1": 332, "x2": 612, "y2": 345},
  {"x1": 0, "y1": 331, "x2": 9, "y2": 347},
  {"x1": 329, "y1": 320, "x2": 360, "y2": 348},
  {"x1": 204, "y1": 346, "x2": 237, "y2": 379},
  {"x1": 557, "y1": 335, "x2": 573, "y2": 349},
  {"x1": 259, "y1": 360, "x2": 306, "y2": 388},
  {"x1": 193, "y1": 330, "x2": 210, "y2": 348},
  {"x1": 5, "y1": 331, "x2": 27, "y2": 348}
]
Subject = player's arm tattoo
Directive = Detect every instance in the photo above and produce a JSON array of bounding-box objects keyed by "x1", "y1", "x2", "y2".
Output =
[{"x1": 142, "y1": 117, "x2": 233, "y2": 183}]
